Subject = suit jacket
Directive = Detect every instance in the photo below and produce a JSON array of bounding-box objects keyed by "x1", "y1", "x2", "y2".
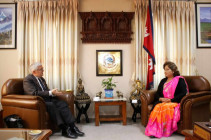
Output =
[
  {"x1": 23, "y1": 74, "x2": 51, "y2": 101},
  {"x1": 23, "y1": 74, "x2": 75, "y2": 125}
]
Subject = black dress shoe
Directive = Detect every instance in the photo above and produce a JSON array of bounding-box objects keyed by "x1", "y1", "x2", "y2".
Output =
[
  {"x1": 72, "y1": 126, "x2": 85, "y2": 136},
  {"x1": 62, "y1": 127, "x2": 78, "y2": 139},
  {"x1": 149, "y1": 136, "x2": 156, "y2": 138}
]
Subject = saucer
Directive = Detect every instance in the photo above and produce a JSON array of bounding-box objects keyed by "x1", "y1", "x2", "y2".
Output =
[{"x1": 29, "y1": 130, "x2": 42, "y2": 135}]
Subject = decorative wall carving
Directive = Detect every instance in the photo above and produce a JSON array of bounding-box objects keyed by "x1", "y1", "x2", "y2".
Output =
[{"x1": 79, "y1": 12, "x2": 134, "y2": 43}]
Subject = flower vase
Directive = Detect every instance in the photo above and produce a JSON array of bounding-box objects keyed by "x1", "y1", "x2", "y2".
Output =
[{"x1": 104, "y1": 89, "x2": 113, "y2": 98}]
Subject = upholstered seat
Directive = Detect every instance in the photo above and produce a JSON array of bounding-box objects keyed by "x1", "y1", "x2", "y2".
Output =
[
  {"x1": 140, "y1": 76, "x2": 211, "y2": 133},
  {"x1": 1, "y1": 78, "x2": 74, "y2": 129}
]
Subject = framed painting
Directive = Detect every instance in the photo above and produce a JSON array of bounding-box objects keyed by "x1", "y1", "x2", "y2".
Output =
[
  {"x1": 96, "y1": 50, "x2": 122, "y2": 76},
  {"x1": 0, "y1": 3, "x2": 16, "y2": 49},
  {"x1": 196, "y1": 3, "x2": 211, "y2": 48}
]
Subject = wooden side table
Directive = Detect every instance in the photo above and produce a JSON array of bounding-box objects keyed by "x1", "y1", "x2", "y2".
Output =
[
  {"x1": 74, "y1": 100, "x2": 91, "y2": 123},
  {"x1": 94, "y1": 97, "x2": 127, "y2": 126},
  {"x1": 182, "y1": 130, "x2": 200, "y2": 140},
  {"x1": 130, "y1": 100, "x2": 141, "y2": 122}
]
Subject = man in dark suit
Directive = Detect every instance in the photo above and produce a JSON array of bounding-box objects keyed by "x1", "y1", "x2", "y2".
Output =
[{"x1": 23, "y1": 62, "x2": 84, "y2": 139}]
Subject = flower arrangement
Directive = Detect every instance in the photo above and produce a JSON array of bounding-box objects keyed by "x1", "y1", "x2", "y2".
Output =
[
  {"x1": 101, "y1": 77, "x2": 116, "y2": 90},
  {"x1": 101, "y1": 77, "x2": 117, "y2": 98}
]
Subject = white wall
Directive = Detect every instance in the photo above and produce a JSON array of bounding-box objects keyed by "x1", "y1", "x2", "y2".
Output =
[
  {"x1": 196, "y1": 50, "x2": 211, "y2": 82},
  {"x1": 78, "y1": 0, "x2": 211, "y2": 118},
  {"x1": 195, "y1": 0, "x2": 211, "y2": 83},
  {"x1": 0, "y1": 0, "x2": 13, "y2": 3},
  {"x1": 0, "y1": 0, "x2": 19, "y2": 98},
  {"x1": 78, "y1": 0, "x2": 135, "y2": 118}
]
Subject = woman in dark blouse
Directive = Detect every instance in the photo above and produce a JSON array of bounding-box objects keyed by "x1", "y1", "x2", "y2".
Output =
[{"x1": 145, "y1": 61, "x2": 189, "y2": 138}]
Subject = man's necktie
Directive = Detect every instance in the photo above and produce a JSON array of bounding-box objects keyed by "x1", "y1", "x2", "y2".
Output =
[{"x1": 38, "y1": 78, "x2": 47, "y2": 91}]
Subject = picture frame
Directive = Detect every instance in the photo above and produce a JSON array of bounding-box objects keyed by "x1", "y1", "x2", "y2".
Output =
[
  {"x1": 196, "y1": 3, "x2": 211, "y2": 48},
  {"x1": 96, "y1": 50, "x2": 122, "y2": 76},
  {"x1": 0, "y1": 3, "x2": 17, "y2": 49}
]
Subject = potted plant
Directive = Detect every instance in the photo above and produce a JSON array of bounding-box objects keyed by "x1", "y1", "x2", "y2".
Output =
[{"x1": 102, "y1": 77, "x2": 117, "y2": 98}]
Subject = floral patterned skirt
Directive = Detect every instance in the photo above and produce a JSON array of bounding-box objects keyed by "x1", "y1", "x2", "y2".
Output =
[{"x1": 145, "y1": 102, "x2": 180, "y2": 138}]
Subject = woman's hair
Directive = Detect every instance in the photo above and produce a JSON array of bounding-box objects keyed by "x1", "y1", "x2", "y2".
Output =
[
  {"x1": 29, "y1": 62, "x2": 42, "y2": 74},
  {"x1": 163, "y1": 61, "x2": 180, "y2": 76}
]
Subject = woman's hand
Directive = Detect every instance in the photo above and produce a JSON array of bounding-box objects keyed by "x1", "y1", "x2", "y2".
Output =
[{"x1": 159, "y1": 98, "x2": 171, "y2": 103}]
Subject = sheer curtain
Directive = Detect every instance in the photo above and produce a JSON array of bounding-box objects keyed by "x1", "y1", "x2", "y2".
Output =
[
  {"x1": 17, "y1": 0, "x2": 79, "y2": 91},
  {"x1": 134, "y1": 0, "x2": 196, "y2": 88},
  {"x1": 134, "y1": 0, "x2": 148, "y2": 84}
]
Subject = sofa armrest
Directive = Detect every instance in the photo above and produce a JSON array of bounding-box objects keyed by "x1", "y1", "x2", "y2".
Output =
[
  {"x1": 57, "y1": 91, "x2": 74, "y2": 115},
  {"x1": 1, "y1": 94, "x2": 47, "y2": 129},
  {"x1": 140, "y1": 90, "x2": 156, "y2": 105},
  {"x1": 2, "y1": 95, "x2": 46, "y2": 110},
  {"x1": 140, "y1": 90, "x2": 156, "y2": 126},
  {"x1": 180, "y1": 91, "x2": 211, "y2": 112},
  {"x1": 179, "y1": 91, "x2": 211, "y2": 130}
]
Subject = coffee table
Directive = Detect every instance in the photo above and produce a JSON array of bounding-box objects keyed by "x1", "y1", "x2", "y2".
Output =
[
  {"x1": 0, "y1": 129, "x2": 52, "y2": 140},
  {"x1": 93, "y1": 97, "x2": 127, "y2": 126}
]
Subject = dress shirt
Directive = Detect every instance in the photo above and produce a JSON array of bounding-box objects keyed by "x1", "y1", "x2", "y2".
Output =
[{"x1": 35, "y1": 76, "x2": 53, "y2": 96}]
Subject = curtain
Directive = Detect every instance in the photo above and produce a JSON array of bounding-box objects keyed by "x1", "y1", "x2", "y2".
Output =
[
  {"x1": 134, "y1": 0, "x2": 196, "y2": 88},
  {"x1": 134, "y1": 0, "x2": 148, "y2": 85},
  {"x1": 17, "y1": 0, "x2": 78, "y2": 91}
]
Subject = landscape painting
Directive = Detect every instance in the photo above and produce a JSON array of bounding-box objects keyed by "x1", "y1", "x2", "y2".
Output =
[
  {"x1": 196, "y1": 3, "x2": 211, "y2": 48},
  {"x1": 0, "y1": 4, "x2": 16, "y2": 49}
]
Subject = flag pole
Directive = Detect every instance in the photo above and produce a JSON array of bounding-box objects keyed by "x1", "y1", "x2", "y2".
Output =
[{"x1": 143, "y1": 0, "x2": 155, "y2": 89}]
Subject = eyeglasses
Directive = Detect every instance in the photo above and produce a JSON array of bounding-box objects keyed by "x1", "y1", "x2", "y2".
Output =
[{"x1": 37, "y1": 68, "x2": 44, "y2": 71}]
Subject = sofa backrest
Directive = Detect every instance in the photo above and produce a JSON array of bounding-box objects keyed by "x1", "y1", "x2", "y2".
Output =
[
  {"x1": 183, "y1": 76, "x2": 210, "y2": 92},
  {"x1": 1, "y1": 78, "x2": 24, "y2": 96}
]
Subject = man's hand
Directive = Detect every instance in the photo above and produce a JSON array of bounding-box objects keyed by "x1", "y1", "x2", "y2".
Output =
[
  {"x1": 159, "y1": 97, "x2": 171, "y2": 103},
  {"x1": 51, "y1": 88, "x2": 63, "y2": 96}
]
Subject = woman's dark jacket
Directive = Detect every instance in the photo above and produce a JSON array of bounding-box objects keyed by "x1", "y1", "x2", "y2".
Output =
[{"x1": 152, "y1": 77, "x2": 188, "y2": 110}]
